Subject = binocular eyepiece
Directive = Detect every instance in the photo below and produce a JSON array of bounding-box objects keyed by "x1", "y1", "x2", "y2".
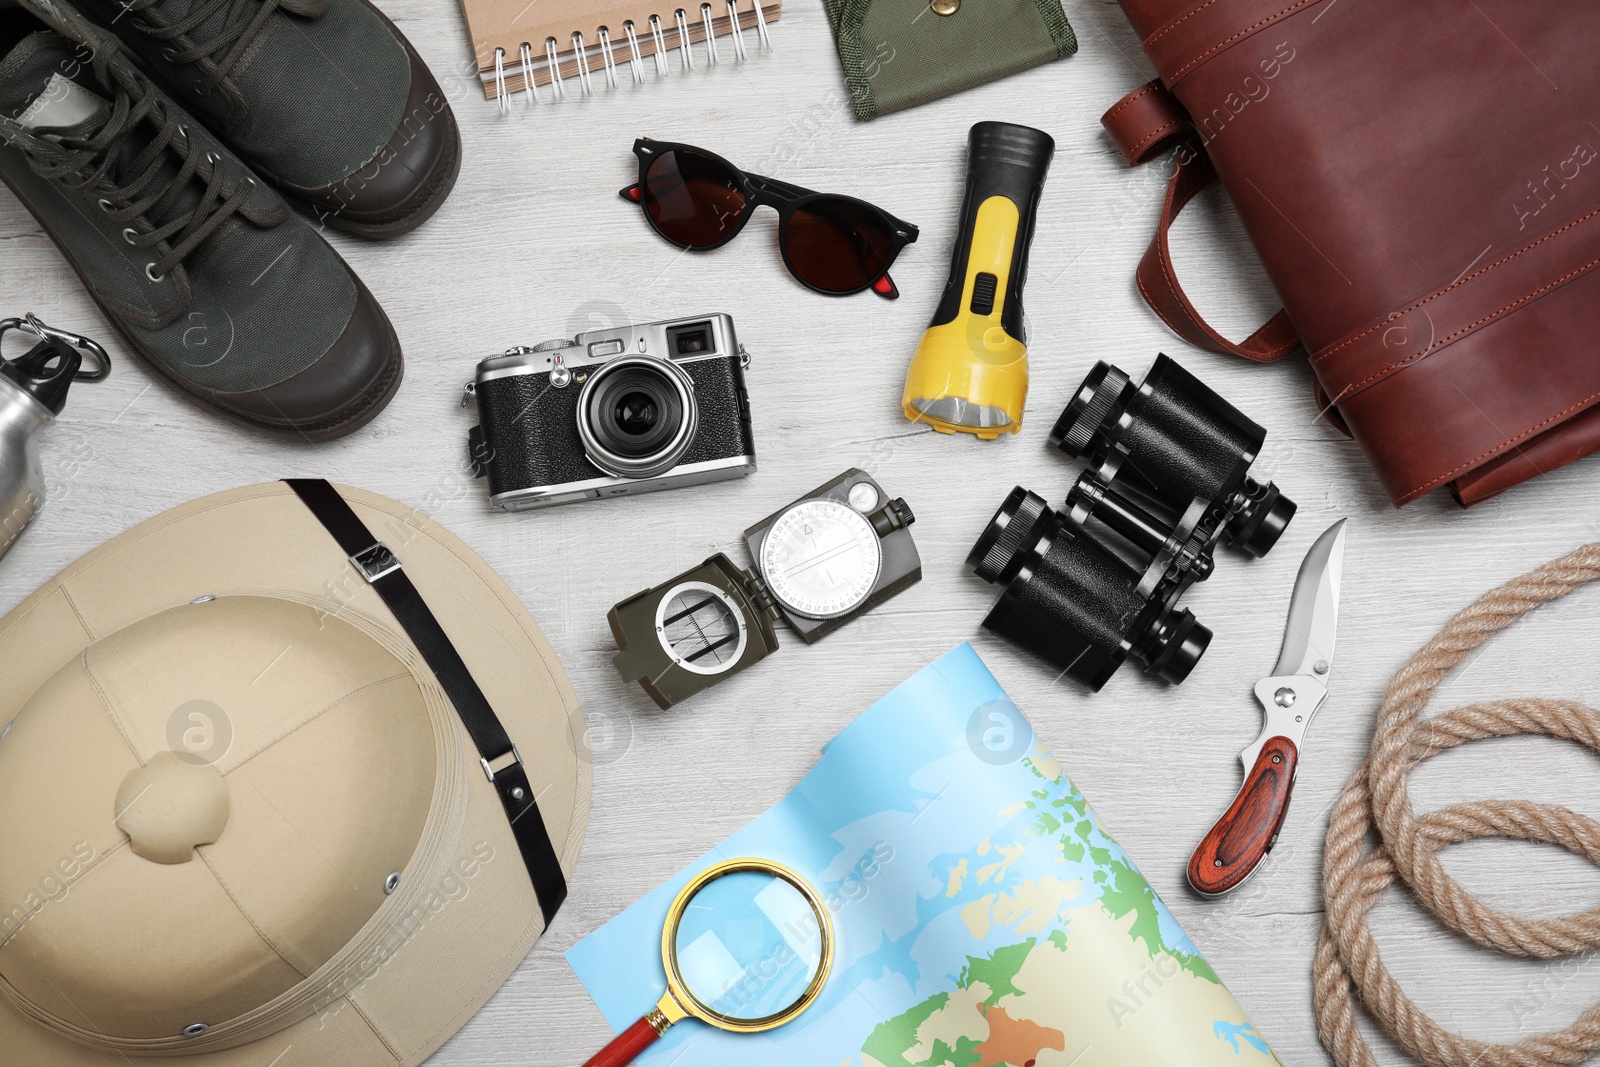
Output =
[{"x1": 967, "y1": 354, "x2": 1296, "y2": 692}]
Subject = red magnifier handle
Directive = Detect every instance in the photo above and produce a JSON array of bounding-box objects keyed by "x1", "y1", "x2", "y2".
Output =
[{"x1": 583, "y1": 1015, "x2": 664, "y2": 1067}]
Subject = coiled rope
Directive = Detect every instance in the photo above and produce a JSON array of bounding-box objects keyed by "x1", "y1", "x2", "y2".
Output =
[{"x1": 1316, "y1": 542, "x2": 1600, "y2": 1066}]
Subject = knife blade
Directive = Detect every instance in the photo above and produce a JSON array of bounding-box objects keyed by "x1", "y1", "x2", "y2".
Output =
[{"x1": 1187, "y1": 519, "x2": 1347, "y2": 897}]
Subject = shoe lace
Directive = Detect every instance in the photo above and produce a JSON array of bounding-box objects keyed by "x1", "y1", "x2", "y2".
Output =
[
  {"x1": 23, "y1": 41, "x2": 254, "y2": 280},
  {"x1": 117, "y1": 0, "x2": 285, "y2": 95}
]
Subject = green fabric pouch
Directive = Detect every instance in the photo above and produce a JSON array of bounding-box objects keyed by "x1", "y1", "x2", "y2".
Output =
[{"x1": 823, "y1": 0, "x2": 1076, "y2": 121}]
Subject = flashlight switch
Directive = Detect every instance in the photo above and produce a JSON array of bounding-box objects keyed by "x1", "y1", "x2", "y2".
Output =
[{"x1": 971, "y1": 272, "x2": 998, "y2": 316}]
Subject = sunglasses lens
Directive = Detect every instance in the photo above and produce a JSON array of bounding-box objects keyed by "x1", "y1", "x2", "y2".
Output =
[
  {"x1": 642, "y1": 149, "x2": 748, "y2": 248},
  {"x1": 784, "y1": 197, "x2": 897, "y2": 294}
]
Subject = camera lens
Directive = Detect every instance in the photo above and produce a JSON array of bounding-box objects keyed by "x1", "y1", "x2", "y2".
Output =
[
  {"x1": 613, "y1": 390, "x2": 660, "y2": 435},
  {"x1": 593, "y1": 372, "x2": 677, "y2": 459},
  {"x1": 577, "y1": 356, "x2": 699, "y2": 478}
]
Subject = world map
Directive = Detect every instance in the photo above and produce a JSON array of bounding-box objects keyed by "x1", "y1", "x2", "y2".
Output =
[{"x1": 569, "y1": 644, "x2": 1282, "y2": 1066}]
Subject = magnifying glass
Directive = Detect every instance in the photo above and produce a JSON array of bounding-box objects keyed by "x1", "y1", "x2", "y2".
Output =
[{"x1": 582, "y1": 858, "x2": 835, "y2": 1067}]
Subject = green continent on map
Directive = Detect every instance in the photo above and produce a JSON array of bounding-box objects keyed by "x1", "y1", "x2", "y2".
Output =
[
  {"x1": 856, "y1": 753, "x2": 1274, "y2": 1067},
  {"x1": 863, "y1": 941, "x2": 1064, "y2": 1067}
]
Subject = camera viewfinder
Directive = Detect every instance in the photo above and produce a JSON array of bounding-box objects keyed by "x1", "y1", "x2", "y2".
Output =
[{"x1": 670, "y1": 323, "x2": 713, "y2": 355}]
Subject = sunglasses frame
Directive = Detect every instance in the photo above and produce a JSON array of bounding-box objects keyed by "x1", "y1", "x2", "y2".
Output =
[{"x1": 621, "y1": 138, "x2": 920, "y2": 299}]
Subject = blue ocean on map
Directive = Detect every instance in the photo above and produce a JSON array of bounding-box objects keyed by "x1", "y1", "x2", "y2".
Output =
[{"x1": 567, "y1": 644, "x2": 1280, "y2": 1067}]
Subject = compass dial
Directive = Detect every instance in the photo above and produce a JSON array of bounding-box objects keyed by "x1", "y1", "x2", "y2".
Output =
[
  {"x1": 759, "y1": 499, "x2": 883, "y2": 619},
  {"x1": 654, "y1": 581, "x2": 748, "y2": 675}
]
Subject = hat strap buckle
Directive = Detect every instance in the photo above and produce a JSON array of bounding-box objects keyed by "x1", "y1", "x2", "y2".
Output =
[
  {"x1": 481, "y1": 745, "x2": 523, "y2": 783},
  {"x1": 349, "y1": 542, "x2": 402, "y2": 583}
]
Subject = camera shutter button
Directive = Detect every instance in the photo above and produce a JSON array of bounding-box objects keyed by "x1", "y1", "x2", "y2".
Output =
[{"x1": 550, "y1": 354, "x2": 573, "y2": 388}]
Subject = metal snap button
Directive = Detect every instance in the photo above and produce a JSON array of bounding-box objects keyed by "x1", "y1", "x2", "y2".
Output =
[{"x1": 931, "y1": 0, "x2": 959, "y2": 13}]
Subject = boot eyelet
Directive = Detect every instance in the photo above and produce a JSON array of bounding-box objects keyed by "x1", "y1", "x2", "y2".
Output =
[
  {"x1": 206, "y1": 151, "x2": 220, "y2": 165},
  {"x1": 146, "y1": 264, "x2": 165, "y2": 282},
  {"x1": 121, "y1": 228, "x2": 138, "y2": 245},
  {"x1": 97, "y1": 198, "x2": 113, "y2": 212},
  {"x1": 161, "y1": 47, "x2": 177, "y2": 61}
]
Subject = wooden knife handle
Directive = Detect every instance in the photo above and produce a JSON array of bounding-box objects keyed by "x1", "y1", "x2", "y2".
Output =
[{"x1": 1187, "y1": 736, "x2": 1298, "y2": 897}]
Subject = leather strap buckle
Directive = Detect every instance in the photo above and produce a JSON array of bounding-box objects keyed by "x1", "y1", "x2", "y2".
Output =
[
  {"x1": 350, "y1": 542, "x2": 401, "y2": 583},
  {"x1": 481, "y1": 746, "x2": 523, "y2": 783}
]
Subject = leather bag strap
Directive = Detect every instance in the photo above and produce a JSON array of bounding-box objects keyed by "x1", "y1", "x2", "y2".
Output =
[
  {"x1": 1102, "y1": 78, "x2": 1193, "y2": 166},
  {"x1": 285, "y1": 478, "x2": 568, "y2": 926},
  {"x1": 1138, "y1": 146, "x2": 1303, "y2": 363}
]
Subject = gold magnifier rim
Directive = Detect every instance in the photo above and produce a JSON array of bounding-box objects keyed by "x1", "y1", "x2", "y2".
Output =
[{"x1": 659, "y1": 857, "x2": 835, "y2": 1034}]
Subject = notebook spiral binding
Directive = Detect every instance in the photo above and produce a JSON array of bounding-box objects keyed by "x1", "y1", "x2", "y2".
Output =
[{"x1": 489, "y1": 0, "x2": 774, "y2": 113}]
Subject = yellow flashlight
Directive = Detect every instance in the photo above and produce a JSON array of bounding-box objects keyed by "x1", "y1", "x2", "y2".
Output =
[{"x1": 903, "y1": 122, "x2": 1055, "y2": 438}]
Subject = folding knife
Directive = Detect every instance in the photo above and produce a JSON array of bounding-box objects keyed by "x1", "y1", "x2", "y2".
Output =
[{"x1": 1187, "y1": 519, "x2": 1347, "y2": 897}]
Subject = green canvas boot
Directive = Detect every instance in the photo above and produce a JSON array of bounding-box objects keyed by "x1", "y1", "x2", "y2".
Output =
[
  {"x1": 71, "y1": 0, "x2": 461, "y2": 237},
  {"x1": 0, "y1": 3, "x2": 403, "y2": 439}
]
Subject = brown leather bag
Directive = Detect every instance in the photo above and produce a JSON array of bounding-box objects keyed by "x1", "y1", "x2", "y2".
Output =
[{"x1": 1101, "y1": 1, "x2": 1600, "y2": 507}]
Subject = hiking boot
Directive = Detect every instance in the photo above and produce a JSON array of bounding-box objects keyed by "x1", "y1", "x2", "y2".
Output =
[
  {"x1": 72, "y1": 0, "x2": 461, "y2": 237},
  {"x1": 0, "y1": 4, "x2": 403, "y2": 439}
]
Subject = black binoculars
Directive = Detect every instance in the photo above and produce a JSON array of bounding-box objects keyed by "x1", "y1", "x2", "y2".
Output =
[{"x1": 967, "y1": 354, "x2": 1296, "y2": 691}]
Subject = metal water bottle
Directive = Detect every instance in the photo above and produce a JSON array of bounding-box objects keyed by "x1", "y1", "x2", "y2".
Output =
[{"x1": 0, "y1": 316, "x2": 109, "y2": 562}]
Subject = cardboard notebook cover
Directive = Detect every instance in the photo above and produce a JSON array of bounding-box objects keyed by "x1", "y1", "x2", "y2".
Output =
[
  {"x1": 462, "y1": 0, "x2": 781, "y2": 98},
  {"x1": 1102, "y1": 0, "x2": 1600, "y2": 507}
]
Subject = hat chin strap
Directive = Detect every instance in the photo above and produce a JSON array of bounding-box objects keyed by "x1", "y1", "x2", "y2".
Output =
[{"x1": 285, "y1": 479, "x2": 569, "y2": 926}]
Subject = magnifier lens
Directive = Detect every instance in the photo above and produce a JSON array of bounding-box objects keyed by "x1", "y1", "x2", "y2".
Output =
[{"x1": 671, "y1": 871, "x2": 824, "y2": 1024}]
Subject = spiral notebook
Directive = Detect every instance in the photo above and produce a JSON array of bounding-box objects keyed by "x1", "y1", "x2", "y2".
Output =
[{"x1": 462, "y1": 0, "x2": 782, "y2": 105}]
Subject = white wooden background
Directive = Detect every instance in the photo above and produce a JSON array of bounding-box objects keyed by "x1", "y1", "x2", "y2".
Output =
[{"x1": 6, "y1": 2, "x2": 1600, "y2": 1064}]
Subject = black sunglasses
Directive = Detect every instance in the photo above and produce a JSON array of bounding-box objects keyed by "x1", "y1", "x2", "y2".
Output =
[{"x1": 620, "y1": 139, "x2": 919, "y2": 299}]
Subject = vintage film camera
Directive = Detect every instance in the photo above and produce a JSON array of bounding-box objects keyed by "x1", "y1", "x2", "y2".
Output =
[
  {"x1": 968, "y1": 354, "x2": 1296, "y2": 691},
  {"x1": 467, "y1": 313, "x2": 756, "y2": 511},
  {"x1": 609, "y1": 469, "x2": 921, "y2": 708}
]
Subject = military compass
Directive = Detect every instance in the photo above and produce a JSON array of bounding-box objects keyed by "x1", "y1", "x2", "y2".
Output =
[{"x1": 609, "y1": 469, "x2": 920, "y2": 708}]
